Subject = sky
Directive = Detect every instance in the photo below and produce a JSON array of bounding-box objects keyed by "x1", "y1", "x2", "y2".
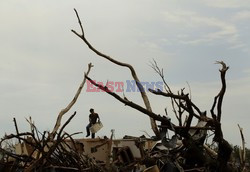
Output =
[{"x1": 0, "y1": 0, "x2": 249, "y2": 146}]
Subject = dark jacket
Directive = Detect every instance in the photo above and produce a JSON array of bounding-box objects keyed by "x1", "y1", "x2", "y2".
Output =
[{"x1": 89, "y1": 113, "x2": 99, "y2": 124}]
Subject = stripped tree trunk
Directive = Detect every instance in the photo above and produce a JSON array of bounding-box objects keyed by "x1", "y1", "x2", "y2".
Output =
[{"x1": 71, "y1": 9, "x2": 160, "y2": 138}]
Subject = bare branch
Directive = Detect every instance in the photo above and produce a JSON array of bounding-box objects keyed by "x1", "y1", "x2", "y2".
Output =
[
  {"x1": 149, "y1": 60, "x2": 205, "y2": 128},
  {"x1": 148, "y1": 89, "x2": 202, "y2": 119},
  {"x1": 149, "y1": 88, "x2": 187, "y2": 100},
  {"x1": 149, "y1": 59, "x2": 172, "y2": 93},
  {"x1": 238, "y1": 124, "x2": 246, "y2": 171},
  {"x1": 86, "y1": 76, "x2": 176, "y2": 132},
  {"x1": 210, "y1": 61, "x2": 229, "y2": 122},
  {"x1": 72, "y1": 9, "x2": 160, "y2": 137},
  {"x1": 50, "y1": 63, "x2": 93, "y2": 139}
]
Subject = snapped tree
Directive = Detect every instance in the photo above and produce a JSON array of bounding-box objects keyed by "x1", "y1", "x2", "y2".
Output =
[{"x1": 71, "y1": 9, "x2": 234, "y2": 171}]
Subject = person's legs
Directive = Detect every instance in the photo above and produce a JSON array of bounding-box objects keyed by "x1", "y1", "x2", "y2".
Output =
[
  {"x1": 91, "y1": 133, "x2": 95, "y2": 138},
  {"x1": 86, "y1": 123, "x2": 91, "y2": 137}
]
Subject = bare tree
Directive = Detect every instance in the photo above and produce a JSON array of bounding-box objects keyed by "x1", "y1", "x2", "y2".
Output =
[
  {"x1": 0, "y1": 8, "x2": 241, "y2": 171},
  {"x1": 71, "y1": 8, "x2": 234, "y2": 170},
  {"x1": 151, "y1": 61, "x2": 233, "y2": 170},
  {"x1": 71, "y1": 9, "x2": 160, "y2": 138},
  {"x1": 85, "y1": 56, "x2": 233, "y2": 170}
]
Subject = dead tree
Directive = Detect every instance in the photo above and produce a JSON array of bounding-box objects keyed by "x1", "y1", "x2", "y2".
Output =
[
  {"x1": 209, "y1": 61, "x2": 232, "y2": 171},
  {"x1": 0, "y1": 8, "x2": 240, "y2": 171},
  {"x1": 84, "y1": 57, "x2": 232, "y2": 170},
  {"x1": 50, "y1": 63, "x2": 93, "y2": 139},
  {"x1": 149, "y1": 61, "x2": 233, "y2": 170},
  {"x1": 71, "y1": 9, "x2": 160, "y2": 138}
]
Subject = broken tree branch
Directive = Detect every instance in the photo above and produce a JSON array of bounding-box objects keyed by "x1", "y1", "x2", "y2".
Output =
[
  {"x1": 150, "y1": 60, "x2": 182, "y2": 125},
  {"x1": 148, "y1": 88, "x2": 203, "y2": 121},
  {"x1": 71, "y1": 8, "x2": 160, "y2": 138},
  {"x1": 50, "y1": 63, "x2": 93, "y2": 139},
  {"x1": 238, "y1": 124, "x2": 246, "y2": 171},
  {"x1": 210, "y1": 61, "x2": 229, "y2": 122},
  {"x1": 208, "y1": 61, "x2": 232, "y2": 170},
  {"x1": 13, "y1": 118, "x2": 23, "y2": 152},
  {"x1": 86, "y1": 75, "x2": 177, "y2": 133},
  {"x1": 26, "y1": 112, "x2": 78, "y2": 172}
]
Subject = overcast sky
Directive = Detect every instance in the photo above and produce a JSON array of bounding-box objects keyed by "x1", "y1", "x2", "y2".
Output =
[{"x1": 0, "y1": 0, "x2": 249, "y2": 146}]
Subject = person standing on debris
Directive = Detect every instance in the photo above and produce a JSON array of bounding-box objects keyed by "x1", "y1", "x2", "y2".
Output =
[{"x1": 86, "y1": 108, "x2": 100, "y2": 138}]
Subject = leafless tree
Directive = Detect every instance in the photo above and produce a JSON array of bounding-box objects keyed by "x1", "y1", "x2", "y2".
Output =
[
  {"x1": 71, "y1": 9, "x2": 160, "y2": 138},
  {"x1": 71, "y1": 9, "x2": 234, "y2": 170}
]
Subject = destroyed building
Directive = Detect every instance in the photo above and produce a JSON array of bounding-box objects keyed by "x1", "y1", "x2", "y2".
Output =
[{"x1": 0, "y1": 9, "x2": 248, "y2": 172}]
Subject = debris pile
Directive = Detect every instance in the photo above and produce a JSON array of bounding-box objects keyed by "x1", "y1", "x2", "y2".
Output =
[
  {"x1": 0, "y1": 113, "x2": 106, "y2": 172},
  {"x1": 0, "y1": 112, "x2": 242, "y2": 171},
  {"x1": 0, "y1": 9, "x2": 247, "y2": 172}
]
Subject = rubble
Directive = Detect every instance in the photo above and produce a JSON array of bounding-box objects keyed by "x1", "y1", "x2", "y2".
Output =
[
  {"x1": 0, "y1": 9, "x2": 247, "y2": 172},
  {"x1": 0, "y1": 115, "x2": 241, "y2": 171}
]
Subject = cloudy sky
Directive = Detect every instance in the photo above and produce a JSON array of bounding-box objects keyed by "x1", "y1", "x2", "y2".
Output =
[{"x1": 0, "y1": 0, "x2": 249, "y2": 146}]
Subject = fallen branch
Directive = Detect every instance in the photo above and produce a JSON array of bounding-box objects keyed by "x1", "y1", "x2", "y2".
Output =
[{"x1": 25, "y1": 112, "x2": 77, "y2": 172}]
